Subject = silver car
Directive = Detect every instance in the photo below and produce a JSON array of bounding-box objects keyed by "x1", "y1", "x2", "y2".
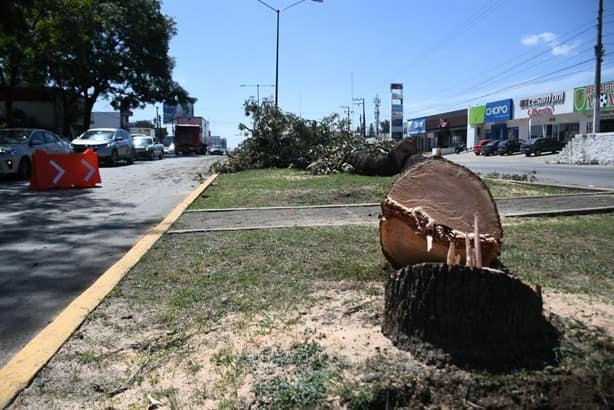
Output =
[
  {"x1": 0, "y1": 128, "x2": 72, "y2": 179},
  {"x1": 71, "y1": 128, "x2": 136, "y2": 166}
]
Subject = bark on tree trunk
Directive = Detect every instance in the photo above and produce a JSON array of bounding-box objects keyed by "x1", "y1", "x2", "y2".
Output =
[
  {"x1": 382, "y1": 263, "x2": 558, "y2": 370},
  {"x1": 380, "y1": 157, "x2": 502, "y2": 268},
  {"x1": 345, "y1": 140, "x2": 420, "y2": 176}
]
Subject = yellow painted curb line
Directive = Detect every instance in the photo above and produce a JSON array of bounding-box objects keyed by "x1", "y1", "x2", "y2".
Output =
[{"x1": 0, "y1": 173, "x2": 219, "y2": 409}]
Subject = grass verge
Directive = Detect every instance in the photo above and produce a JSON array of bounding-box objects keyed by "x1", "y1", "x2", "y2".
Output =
[
  {"x1": 10, "y1": 215, "x2": 613, "y2": 409},
  {"x1": 189, "y1": 169, "x2": 590, "y2": 209}
]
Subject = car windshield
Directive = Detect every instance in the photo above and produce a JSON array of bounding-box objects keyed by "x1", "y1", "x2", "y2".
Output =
[
  {"x1": 485, "y1": 141, "x2": 498, "y2": 147},
  {"x1": 133, "y1": 137, "x2": 153, "y2": 146},
  {"x1": 0, "y1": 129, "x2": 30, "y2": 144},
  {"x1": 530, "y1": 139, "x2": 543, "y2": 145},
  {"x1": 78, "y1": 130, "x2": 114, "y2": 141}
]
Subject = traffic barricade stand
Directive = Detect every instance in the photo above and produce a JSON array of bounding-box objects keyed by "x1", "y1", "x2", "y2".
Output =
[{"x1": 29, "y1": 149, "x2": 101, "y2": 190}]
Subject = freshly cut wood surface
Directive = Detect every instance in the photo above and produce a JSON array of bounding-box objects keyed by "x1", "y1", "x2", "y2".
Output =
[{"x1": 380, "y1": 157, "x2": 502, "y2": 268}]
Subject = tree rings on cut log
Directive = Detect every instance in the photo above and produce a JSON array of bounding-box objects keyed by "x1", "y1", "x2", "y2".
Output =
[
  {"x1": 382, "y1": 263, "x2": 559, "y2": 370},
  {"x1": 380, "y1": 157, "x2": 502, "y2": 268}
]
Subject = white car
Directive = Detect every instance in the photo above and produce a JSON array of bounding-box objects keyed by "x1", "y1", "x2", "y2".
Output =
[{"x1": 0, "y1": 128, "x2": 72, "y2": 179}]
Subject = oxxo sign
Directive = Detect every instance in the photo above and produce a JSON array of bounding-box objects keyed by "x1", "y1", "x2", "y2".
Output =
[{"x1": 484, "y1": 99, "x2": 513, "y2": 122}]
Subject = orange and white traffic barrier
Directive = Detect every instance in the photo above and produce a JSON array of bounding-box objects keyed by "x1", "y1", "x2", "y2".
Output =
[{"x1": 29, "y1": 149, "x2": 101, "y2": 190}]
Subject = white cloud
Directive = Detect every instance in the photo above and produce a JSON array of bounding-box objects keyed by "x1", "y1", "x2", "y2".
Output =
[
  {"x1": 521, "y1": 32, "x2": 556, "y2": 46},
  {"x1": 521, "y1": 32, "x2": 579, "y2": 57},
  {"x1": 552, "y1": 42, "x2": 579, "y2": 56}
]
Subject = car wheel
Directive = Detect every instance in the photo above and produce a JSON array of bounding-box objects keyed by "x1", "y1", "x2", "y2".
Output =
[
  {"x1": 535, "y1": 149, "x2": 541, "y2": 156},
  {"x1": 110, "y1": 150, "x2": 119, "y2": 166},
  {"x1": 525, "y1": 153, "x2": 530, "y2": 157},
  {"x1": 127, "y1": 149, "x2": 135, "y2": 164},
  {"x1": 17, "y1": 157, "x2": 31, "y2": 180}
]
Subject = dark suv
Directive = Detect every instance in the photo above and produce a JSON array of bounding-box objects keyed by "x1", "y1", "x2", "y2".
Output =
[
  {"x1": 497, "y1": 139, "x2": 525, "y2": 155},
  {"x1": 521, "y1": 138, "x2": 564, "y2": 156}
]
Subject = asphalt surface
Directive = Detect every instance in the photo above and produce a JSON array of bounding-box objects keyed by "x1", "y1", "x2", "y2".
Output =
[
  {"x1": 173, "y1": 193, "x2": 614, "y2": 233},
  {"x1": 0, "y1": 155, "x2": 218, "y2": 367},
  {"x1": 449, "y1": 151, "x2": 614, "y2": 189}
]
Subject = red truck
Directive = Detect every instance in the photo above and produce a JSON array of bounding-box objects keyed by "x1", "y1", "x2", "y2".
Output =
[{"x1": 174, "y1": 116, "x2": 209, "y2": 155}]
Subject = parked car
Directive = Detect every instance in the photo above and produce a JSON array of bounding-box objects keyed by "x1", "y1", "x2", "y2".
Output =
[
  {"x1": 132, "y1": 135, "x2": 164, "y2": 160},
  {"x1": 520, "y1": 137, "x2": 565, "y2": 156},
  {"x1": 208, "y1": 144, "x2": 225, "y2": 155},
  {"x1": 497, "y1": 139, "x2": 526, "y2": 155},
  {"x1": 0, "y1": 128, "x2": 72, "y2": 179},
  {"x1": 480, "y1": 140, "x2": 502, "y2": 156},
  {"x1": 163, "y1": 136, "x2": 175, "y2": 155},
  {"x1": 71, "y1": 128, "x2": 135, "y2": 165},
  {"x1": 472, "y1": 139, "x2": 493, "y2": 155}
]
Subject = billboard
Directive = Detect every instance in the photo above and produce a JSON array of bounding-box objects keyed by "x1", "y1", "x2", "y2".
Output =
[
  {"x1": 408, "y1": 117, "x2": 426, "y2": 134},
  {"x1": 163, "y1": 102, "x2": 194, "y2": 124},
  {"x1": 469, "y1": 105, "x2": 485, "y2": 125},
  {"x1": 484, "y1": 99, "x2": 513, "y2": 122},
  {"x1": 574, "y1": 81, "x2": 614, "y2": 112}
]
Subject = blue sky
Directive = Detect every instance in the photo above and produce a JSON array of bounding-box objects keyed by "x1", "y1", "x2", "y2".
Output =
[{"x1": 94, "y1": 0, "x2": 613, "y2": 148}]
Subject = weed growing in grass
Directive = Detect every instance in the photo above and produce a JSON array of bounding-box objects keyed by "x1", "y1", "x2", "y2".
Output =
[{"x1": 248, "y1": 341, "x2": 341, "y2": 409}]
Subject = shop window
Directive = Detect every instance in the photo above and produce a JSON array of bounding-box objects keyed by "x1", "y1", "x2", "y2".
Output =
[
  {"x1": 530, "y1": 125, "x2": 544, "y2": 139},
  {"x1": 569, "y1": 123, "x2": 580, "y2": 136}
]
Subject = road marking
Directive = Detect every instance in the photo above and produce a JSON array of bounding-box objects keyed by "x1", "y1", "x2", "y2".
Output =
[
  {"x1": 49, "y1": 160, "x2": 65, "y2": 184},
  {"x1": 81, "y1": 159, "x2": 95, "y2": 182},
  {"x1": 0, "y1": 173, "x2": 219, "y2": 409}
]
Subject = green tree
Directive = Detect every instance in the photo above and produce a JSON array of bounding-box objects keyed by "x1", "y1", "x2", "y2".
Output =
[
  {"x1": 132, "y1": 120, "x2": 155, "y2": 128},
  {"x1": 0, "y1": 0, "x2": 47, "y2": 126},
  {"x1": 380, "y1": 119, "x2": 390, "y2": 134},
  {"x1": 39, "y1": 0, "x2": 192, "y2": 132},
  {"x1": 368, "y1": 122, "x2": 375, "y2": 137}
]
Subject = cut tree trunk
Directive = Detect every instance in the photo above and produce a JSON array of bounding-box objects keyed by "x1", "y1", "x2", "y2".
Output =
[
  {"x1": 380, "y1": 157, "x2": 502, "y2": 268},
  {"x1": 345, "y1": 140, "x2": 420, "y2": 176},
  {"x1": 382, "y1": 263, "x2": 558, "y2": 370}
]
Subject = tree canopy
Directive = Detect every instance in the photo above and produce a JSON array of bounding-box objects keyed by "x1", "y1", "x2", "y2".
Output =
[{"x1": 0, "y1": 0, "x2": 192, "y2": 133}]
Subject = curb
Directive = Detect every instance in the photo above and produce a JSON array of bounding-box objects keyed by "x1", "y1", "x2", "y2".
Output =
[
  {"x1": 0, "y1": 173, "x2": 219, "y2": 409},
  {"x1": 503, "y1": 205, "x2": 614, "y2": 218},
  {"x1": 481, "y1": 177, "x2": 614, "y2": 192}
]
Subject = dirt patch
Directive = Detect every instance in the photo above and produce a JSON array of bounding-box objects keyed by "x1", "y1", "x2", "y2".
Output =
[
  {"x1": 10, "y1": 280, "x2": 613, "y2": 409},
  {"x1": 544, "y1": 290, "x2": 614, "y2": 336}
]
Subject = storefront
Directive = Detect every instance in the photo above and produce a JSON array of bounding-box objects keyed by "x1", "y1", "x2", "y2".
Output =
[
  {"x1": 467, "y1": 99, "x2": 515, "y2": 146},
  {"x1": 407, "y1": 117, "x2": 430, "y2": 151},
  {"x1": 573, "y1": 80, "x2": 614, "y2": 133},
  {"x1": 425, "y1": 109, "x2": 467, "y2": 148}
]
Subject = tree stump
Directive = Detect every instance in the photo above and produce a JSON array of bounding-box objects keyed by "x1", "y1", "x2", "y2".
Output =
[
  {"x1": 380, "y1": 157, "x2": 502, "y2": 268},
  {"x1": 382, "y1": 263, "x2": 558, "y2": 369}
]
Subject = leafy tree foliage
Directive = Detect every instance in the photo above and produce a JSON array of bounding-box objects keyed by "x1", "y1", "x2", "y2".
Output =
[
  {"x1": 213, "y1": 99, "x2": 370, "y2": 174},
  {"x1": 0, "y1": 0, "x2": 191, "y2": 133},
  {"x1": 380, "y1": 119, "x2": 390, "y2": 134}
]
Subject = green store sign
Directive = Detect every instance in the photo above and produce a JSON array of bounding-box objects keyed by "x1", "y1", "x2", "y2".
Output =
[
  {"x1": 469, "y1": 105, "x2": 486, "y2": 125},
  {"x1": 574, "y1": 81, "x2": 614, "y2": 112}
]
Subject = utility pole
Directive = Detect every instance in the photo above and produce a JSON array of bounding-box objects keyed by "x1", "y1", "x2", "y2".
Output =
[
  {"x1": 353, "y1": 97, "x2": 366, "y2": 138},
  {"x1": 340, "y1": 105, "x2": 353, "y2": 134},
  {"x1": 374, "y1": 95, "x2": 381, "y2": 138},
  {"x1": 593, "y1": 0, "x2": 603, "y2": 133}
]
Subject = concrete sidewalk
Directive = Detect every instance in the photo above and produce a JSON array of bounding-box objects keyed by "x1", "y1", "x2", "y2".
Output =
[{"x1": 170, "y1": 193, "x2": 614, "y2": 233}]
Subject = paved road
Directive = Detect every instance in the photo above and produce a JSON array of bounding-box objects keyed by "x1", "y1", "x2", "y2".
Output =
[
  {"x1": 0, "y1": 155, "x2": 217, "y2": 367},
  {"x1": 448, "y1": 151, "x2": 614, "y2": 189},
  {"x1": 172, "y1": 193, "x2": 614, "y2": 233}
]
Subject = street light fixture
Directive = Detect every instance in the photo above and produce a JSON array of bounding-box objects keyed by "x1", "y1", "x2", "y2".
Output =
[
  {"x1": 240, "y1": 84, "x2": 275, "y2": 105},
  {"x1": 255, "y1": 0, "x2": 323, "y2": 108}
]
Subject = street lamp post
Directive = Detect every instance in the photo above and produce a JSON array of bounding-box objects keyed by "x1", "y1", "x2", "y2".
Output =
[
  {"x1": 240, "y1": 84, "x2": 275, "y2": 105},
  {"x1": 256, "y1": 0, "x2": 323, "y2": 108}
]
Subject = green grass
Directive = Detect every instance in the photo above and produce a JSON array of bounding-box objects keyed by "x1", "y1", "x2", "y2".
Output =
[
  {"x1": 192, "y1": 169, "x2": 589, "y2": 209},
  {"x1": 501, "y1": 214, "x2": 614, "y2": 298},
  {"x1": 123, "y1": 226, "x2": 386, "y2": 329}
]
